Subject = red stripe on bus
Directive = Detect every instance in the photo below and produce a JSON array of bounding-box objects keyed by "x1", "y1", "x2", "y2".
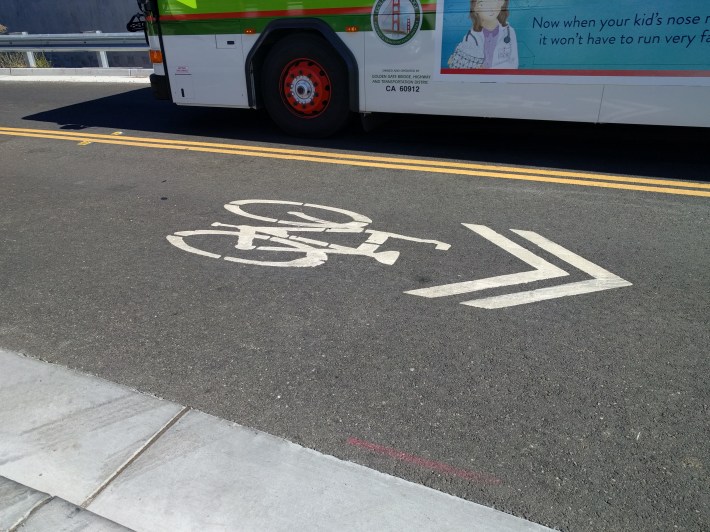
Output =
[
  {"x1": 160, "y1": 3, "x2": 436, "y2": 21},
  {"x1": 440, "y1": 68, "x2": 710, "y2": 77}
]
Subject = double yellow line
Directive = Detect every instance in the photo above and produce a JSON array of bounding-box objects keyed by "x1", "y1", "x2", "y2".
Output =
[{"x1": 1, "y1": 126, "x2": 708, "y2": 197}]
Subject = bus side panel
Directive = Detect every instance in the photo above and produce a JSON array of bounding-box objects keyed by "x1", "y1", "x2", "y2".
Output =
[
  {"x1": 338, "y1": 31, "x2": 367, "y2": 112},
  {"x1": 363, "y1": 29, "x2": 604, "y2": 123},
  {"x1": 164, "y1": 34, "x2": 249, "y2": 107},
  {"x1": 599, "y1": 85, "x2": 710, "y2": 127}
]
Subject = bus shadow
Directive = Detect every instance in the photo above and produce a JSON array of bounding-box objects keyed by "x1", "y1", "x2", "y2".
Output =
[{"x1": 23, "y1": 86, "x2": 710, "y2": 182}]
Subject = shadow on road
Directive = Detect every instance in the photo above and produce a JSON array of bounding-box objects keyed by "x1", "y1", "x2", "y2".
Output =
[{"x1": 23, "y1": 86, "x2": 710, "y2": 182}]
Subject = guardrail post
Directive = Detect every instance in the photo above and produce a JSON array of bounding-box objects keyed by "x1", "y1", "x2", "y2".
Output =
[
  {"x1": 18, "y1": 32, "x2": 37, "y2": 67},
  {"x1": 85, "y1": 30, "x2": 109, "y2": 67}
]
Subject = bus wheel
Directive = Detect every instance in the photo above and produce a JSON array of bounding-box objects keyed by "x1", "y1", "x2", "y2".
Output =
[{"x1": 262, "y1": 34, "x2": 350, "y2": 138}]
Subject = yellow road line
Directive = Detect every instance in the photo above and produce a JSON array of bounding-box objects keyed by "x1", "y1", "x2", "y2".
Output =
[
  {"x1": 2, "y1": 126, "x2": 708, "y2": 189},
  {"x1": 1, "y1": 127, "x2": 709, "y2": 198}
]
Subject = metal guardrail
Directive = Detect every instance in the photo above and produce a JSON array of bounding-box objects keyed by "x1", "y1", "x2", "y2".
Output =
[{"x1": 0, "y1": 31, "x2": 148, "y2": 68}]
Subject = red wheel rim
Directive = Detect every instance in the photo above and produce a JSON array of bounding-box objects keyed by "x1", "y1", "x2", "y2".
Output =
[{"x1": 280, "y1": 58, "x2": 332, "y2": 118}]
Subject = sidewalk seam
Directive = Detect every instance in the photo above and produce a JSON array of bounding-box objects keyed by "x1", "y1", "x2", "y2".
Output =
[
  {"x1": 8, "y1": 495, "x2": 53, "y2": 532},
  {"x1": 80, "y1": 406, "x2": 190, "y2": 508}
]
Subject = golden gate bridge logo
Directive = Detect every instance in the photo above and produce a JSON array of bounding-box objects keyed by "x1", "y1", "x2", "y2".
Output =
[{"x1": 371, "y1": 0, "x2": 422, "y2": 45}]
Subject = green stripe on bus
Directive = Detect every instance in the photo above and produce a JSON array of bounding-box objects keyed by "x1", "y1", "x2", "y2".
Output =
[
  {"x1": 157, "y1": 0, "x2": 437, "y2": 17},
  {"x1": 158, "y1": 13, "x2": 435, "y2": 35},
  {"x1": 159, "y1": 0, "x2": 373, "y2": 16},
  {"x1": 160, "y1": 16, "x2": 366, "y2": 35}
]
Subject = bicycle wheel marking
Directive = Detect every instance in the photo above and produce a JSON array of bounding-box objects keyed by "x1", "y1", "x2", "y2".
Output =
[
  {"x1": 167, "y1": 200, "x2": 450, "y2": 268},
  {"x1": 224, "y1": 200, "x2": 372, "y2": 229}
]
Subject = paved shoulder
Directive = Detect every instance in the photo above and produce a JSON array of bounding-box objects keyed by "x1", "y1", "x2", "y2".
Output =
[{"x1": 0, "y1": 349, "x2": 553, "y2": 531}]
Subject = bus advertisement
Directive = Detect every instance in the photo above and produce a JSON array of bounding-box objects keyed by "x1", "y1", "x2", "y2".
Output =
[{"x1": 130, "y1": 0, "x2": 710, "y2": 136}]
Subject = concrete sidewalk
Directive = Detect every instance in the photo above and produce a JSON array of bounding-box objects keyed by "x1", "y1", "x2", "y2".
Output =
[
  {"x1": 0, "y1": 349, "x2": 555, "y2": 531},
  {"x1": 1, "y1": 477, "x2": 129, "y2": 531}
]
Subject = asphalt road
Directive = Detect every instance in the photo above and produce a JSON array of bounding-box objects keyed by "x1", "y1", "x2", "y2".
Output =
[{"x1": 1, "y1": 81, "x2": 708, "y2": 531}]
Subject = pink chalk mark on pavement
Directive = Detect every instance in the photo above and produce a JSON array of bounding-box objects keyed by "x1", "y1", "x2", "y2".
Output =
[{"x1": 346, "y1": 437, "x2": 502, "y2": 485}]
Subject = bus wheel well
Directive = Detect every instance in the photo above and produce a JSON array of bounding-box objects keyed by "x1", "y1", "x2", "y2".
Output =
[{"x1": 246, "y1": 21, "x2": 359, "y2": 112}]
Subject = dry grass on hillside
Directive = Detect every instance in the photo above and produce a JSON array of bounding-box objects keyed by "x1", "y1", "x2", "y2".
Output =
[{"x1": 0, "y1": 22, "x2": 52, "y2": 67}]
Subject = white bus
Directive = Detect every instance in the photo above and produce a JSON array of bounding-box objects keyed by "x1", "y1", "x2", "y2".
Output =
[{"x1": 129, "y1": 0, "x2": 710, "y2": 136}]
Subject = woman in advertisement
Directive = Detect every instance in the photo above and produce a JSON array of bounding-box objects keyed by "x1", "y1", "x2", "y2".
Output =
[{"x1": 448, "y1": 0, "x2": 519, "y2": 69}]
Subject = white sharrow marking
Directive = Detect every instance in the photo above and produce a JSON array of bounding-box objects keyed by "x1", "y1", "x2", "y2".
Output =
[
  {"x1": 512, "y1": 229, "x2": 628, "y2": 280},
  {"x1": 405, "y1": 224, "x2": 568, "y2": 298},
  {"x1": 461, "y1": 229, "x2": 632, "y2": 308},
  {"x1": 463, "y1": 278, "x2": 632, "y2": 309}
]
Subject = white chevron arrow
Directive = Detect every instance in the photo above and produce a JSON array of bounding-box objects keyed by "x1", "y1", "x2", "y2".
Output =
[{"x1": 405, "y1": 224, "x2": 632, "y2": 309}]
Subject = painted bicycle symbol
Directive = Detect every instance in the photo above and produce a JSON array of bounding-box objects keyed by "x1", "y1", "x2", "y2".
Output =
[{"x1": 167, "y1": 200, "x2": 451, "y2": 267}]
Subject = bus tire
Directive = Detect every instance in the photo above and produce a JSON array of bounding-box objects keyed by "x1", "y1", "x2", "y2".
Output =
[{"x1": 262, "y1": 34, "x2": 350, "y2": 138}]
